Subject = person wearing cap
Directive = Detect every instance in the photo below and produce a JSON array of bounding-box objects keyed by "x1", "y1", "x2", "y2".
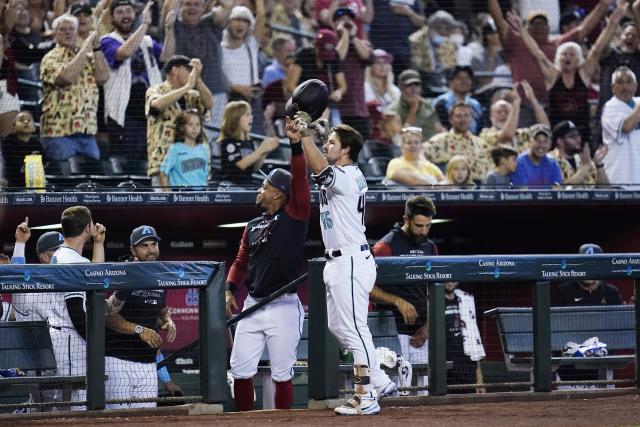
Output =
[
  {"x1": 99, "y1": 0, "x2": 176, "y2": 160},
  {"x1": 221, "y1": 3, "x2": 267, "y2": 116},
  {"x1": 601, "y1": 66, "x2": 640, "y2": 184},
  {"x1": 549, "y1": 120, "x2": 609, "y2": 185},
  {"x1": 285, "y1": 28, "x2": 346, "y2": 105},
  {"x1": 102, "y1": 225, "x2": 177, "y2": 409},
  {"x1": 433, "y1": 65, "x2": 484, "y2": 134},
  {"x1": 479, "y1": 80, "x2": 549, "y2": 154},
  {"x1": 365, "y1": 49, "x2": 400, "y2": 115},
  {"x1": 163, "y1": 0, "x2": 232, "y2": 129},
  {"x1": 331, "y1": 7, "x2": 373, "y2": 139},
  {"x1": 316, "y1": 0, "x2": 371, "y2": 38},
  {"x1": 488, "y1": 0, "x2": 611, "y2": 126},
  {"x1": 368, "y1": 0, "x2": 425, "y2": 76},
  {"x1": 385, "y1": 69, "x2": 444, "y2": 141},
  {"x1": 7, "y1": 217, "x2": 63, "y2": 322},
  {"x1": 424, "y1": 101, "x2": 491, "y2": 181},
  {"x1": 509, "y1": 124, "x2": 563, "y2": 186},
  {"x1": 225, "y1": 113, "x2": 310, "y2": 412},
  {"x1": 385, "y1": 126, "x2": 443, "y2": 186},
  {"x1": 39, "y1": 14, "x2": 109, "y2": 162},
  {"x1": 409, "y1": 10, "x2": 460, "y2": 73},
  {"x1": 145, "y1": 55, "x2": 213, "y2": 186}
]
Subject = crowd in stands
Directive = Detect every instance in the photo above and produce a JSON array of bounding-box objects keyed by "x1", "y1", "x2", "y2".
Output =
[{"x1": 0, "y1": 0, "x2": 639, "y2": 190}]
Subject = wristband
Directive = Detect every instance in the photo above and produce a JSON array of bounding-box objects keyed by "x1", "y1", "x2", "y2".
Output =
[
  {"x1": 225, "y1": 282, "x2": 237, "y2": 293},
  {"x1": 290, "y1": 141, "x2": 303, "y2": 154}
]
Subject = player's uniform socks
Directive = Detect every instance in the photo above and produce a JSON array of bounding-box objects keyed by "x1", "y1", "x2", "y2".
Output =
[
  {"x1": 233, "y1": 378, "x2": 254, "y2": 411},
  {"x1": 274, "y1": 379, "x2": 293, "y2": 409}
]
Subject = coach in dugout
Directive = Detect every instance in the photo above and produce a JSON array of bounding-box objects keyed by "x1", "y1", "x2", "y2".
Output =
[{"x1": 103, "y1": 225, "x2": 177, "y2": 409}]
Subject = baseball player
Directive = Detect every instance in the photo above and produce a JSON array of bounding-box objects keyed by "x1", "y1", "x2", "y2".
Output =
[
  {"x1": 370, "y1": 196, "x2": 438, "y2": 394},
  {"x1": 10, "y1": 217, "x2": 64, "y2": 322},
  {"x1": 103, "y1": 225, "x2": 176, "y2": 409},
  {"x1": 49, "y1": 206, "x2": 106, "y2": 409},
  {"x1": 225, "y1": 117, "x2": 310, "y2": 411},
  {"x1": 296, "y1": 114, "x2": 387, "y2": 415}
]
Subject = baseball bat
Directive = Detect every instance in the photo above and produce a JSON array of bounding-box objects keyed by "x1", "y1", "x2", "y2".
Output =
[{"x1": 157, "y1": 273, "x2": 309, "y2": 369}]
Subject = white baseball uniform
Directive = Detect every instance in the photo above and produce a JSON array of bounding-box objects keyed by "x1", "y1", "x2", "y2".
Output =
[
  {"x1": 313, "y1": 164, "x2": 384, "y2": 391},
  {"x1": 10, "y1": 242, "x2": 52, "y2": 322},
  {"x1": 49, "y1": 246, "x2": 89, "y2": 409}
]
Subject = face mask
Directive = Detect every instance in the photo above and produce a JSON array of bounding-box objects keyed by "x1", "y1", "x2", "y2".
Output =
[
  {"x1": 431, "y1": 32, "x2": 445, "y2": 46},
  {"x1": 450, "y1": 33, "x2": 465, "y2": 47}
]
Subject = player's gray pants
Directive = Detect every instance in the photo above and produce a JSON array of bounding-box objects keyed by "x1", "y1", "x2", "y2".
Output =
[
  {"x1": 104, "y1": 357, "x2": 157, "y2": 409},
  {"x1": 324, "y1": 249, "x2": 381, "y2": 392},
  {"x1": 230, "y1": 293, "x2": 304, "y2": 382}
]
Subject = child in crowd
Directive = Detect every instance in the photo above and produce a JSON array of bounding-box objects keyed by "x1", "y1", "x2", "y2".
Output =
[
  {"x1": 444, "y1": 155, "x2": 474, "y2": 187},
  {"x1": 160, "y1": 110, "x2": 210, "y2": 190},
  {"x1": 0, "y1": 111, "x2": 46, "y2": 189},
  {"x1": 485, "y1": 145, "x2": 518, "y2": 186}
]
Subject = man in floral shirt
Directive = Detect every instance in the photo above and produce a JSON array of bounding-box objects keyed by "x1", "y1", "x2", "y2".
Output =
[
  {"x1": 145, "y1": 55, "x2": 213, "y2": 186},
  {"x1": 424, "y1": 102, "x2": 490, "y2": 181},
  {"x1": 40, "y1": 15, "x2": 109, "y2": 161}
]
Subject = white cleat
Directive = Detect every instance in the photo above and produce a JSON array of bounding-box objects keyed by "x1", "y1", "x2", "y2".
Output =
[
  {"x1": 334, "y1": 392, "x2": 380, "y2": 416},
  {"x1": 376, "y1": 380, "x2": 398, "y2": 399}
]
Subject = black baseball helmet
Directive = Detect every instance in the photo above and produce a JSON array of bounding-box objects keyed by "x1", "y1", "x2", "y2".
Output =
[{"x1": 286, "y1": 79, "x2": 330, "y2": 122}]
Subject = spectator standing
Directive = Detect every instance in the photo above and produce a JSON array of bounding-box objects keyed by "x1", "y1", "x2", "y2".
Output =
[
  {"x1": 443, "y1": 282, "x2": 486, "y2": 393},
  {"x1": 488, "y1": 0, "x2": 611, "y2": 126},
  {"x1": 409, "y1": 10, "x2": 461, "y2": 73},
  {"x1": 510, "y1": 124, "x2": 563, "y2": 187},
  {"x1": 434, "y1": 66, "x2": 484, "y2": 135},
  {"x1": 385, "y1": 126, "x2": 443, "y2": 186},
  {"x1": 217, "y1": 100, "x2": 279, "y2": 186},
  {"x1": 479, "y1": 81, "x2": 549, "y2": 153},
  {"x1": 549, "y1": 120, "x2": 608, "y2": 185},
  {"x1": 169, "y1": 0, "x2": 233, "y2": 127},
  {"x1": 509, "y1": 13, "x2": 597, "y2": 146},
  {"x1": 0, "y1": 31, "x2": 21, "y2": 137},
  {"x1": 100, "y1": 0, "x2": 176, "y2": 160},
  {"x1": 369, "y1": 196, "x2": 438, "y2": 392},
  {"x1": 39, "y1": 15, "x2": 109, "y2": 161},
  {"x1": 160, "y1": 110, "x2": 210, "y2": 189},
  {"x1": 316, "y1": 0, "x2": 372, "y2": 38},
  {"x1": 469, "y1": 21, "x2": 504, "y2": 87},
  {"x1": 368, "y1": 0, "x2": 425, "y2": 76},
  {"x1": 332, "y1": 7, "x2": 372, "y2": 139},
  {"x1": 601, "y1": 66, "x2": 640, "y2": 185},
  {"x1": 103, "y1": 225, "x2": 177, "y2": 409},
  {"x1": 386, "y1": 69, "x2": 444, "y2": 141},
  {"x1": 270, "y1": 0, "x2": 306, "y2": 48},
  {"x1": 424, "y1": 101, "x2": 490, "y2": 181},
  {"x1": 0, "y1": 111, "x2": 46, "y2": 189},
  {"x1": 221, "y1": 4, "x2": 267, "y2": 134},
  {"x1": 145, "y1": 56, "x2": 213, "y2": 186},
  {"x1": 261, "y1": 35, "x2": 296, "y2": 88},
  {"x1": 8, "y1": 1, "x2": 54, "y2": 67},
  {"x1": 485, "y1": 145, "x2": 517, "y2": 186}
]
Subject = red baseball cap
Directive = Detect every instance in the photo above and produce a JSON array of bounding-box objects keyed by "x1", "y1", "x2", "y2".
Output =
[{"x1": 315, "y1": 29, "x2": 337, "y2": 62}]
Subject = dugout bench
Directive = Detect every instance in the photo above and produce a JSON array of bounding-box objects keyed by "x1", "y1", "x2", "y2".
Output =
[
  {"x1": 0, "y1": 321, "x2": 86, "y2": 408},
  {"x1": 485, "y1": 305, "x2": 635, "y2": 387}
]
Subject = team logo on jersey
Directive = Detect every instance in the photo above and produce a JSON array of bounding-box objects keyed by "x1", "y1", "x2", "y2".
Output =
[
  {"x1": 23, "y1": 270, "x2": 31, "y2": 282},
  {"x1": 186, "y1": 288, "x2": 199, "y2": 306},
  {"x1": 226, "y1": 143, "x2": 236, "y2": 153}
]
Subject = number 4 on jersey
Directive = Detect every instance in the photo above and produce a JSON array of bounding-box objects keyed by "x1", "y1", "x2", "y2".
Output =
[{"x1": 357, "y1": 195, "x2": 365, "y2": 225}]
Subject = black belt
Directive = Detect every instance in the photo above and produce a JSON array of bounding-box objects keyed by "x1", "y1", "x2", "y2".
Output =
[
  {"x1": 325, "y1": 244, "x2": 369, "y2": 260},
  {"x1": 49, "y1": 325, "x2": 62, "y2": 330}
]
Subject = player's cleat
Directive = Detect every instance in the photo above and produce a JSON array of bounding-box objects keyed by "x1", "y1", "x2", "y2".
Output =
[
  {"x1": 334, "y1": 392, "x2": 380, "y2": 416},
  {"x1": 376, "y1": 380, "x2": 398, "y2": 399}
]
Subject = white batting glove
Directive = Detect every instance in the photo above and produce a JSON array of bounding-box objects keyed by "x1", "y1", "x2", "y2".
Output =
[{"x1": 313, "y1": 118, "x2": 330, "y2": 140}]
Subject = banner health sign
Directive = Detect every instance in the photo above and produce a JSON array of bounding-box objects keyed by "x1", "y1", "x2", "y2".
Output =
[
  {"x1": 0, "y1": 261, "x2": 221, "y2": 292},
  {"x1": 374, "y1": 254, "x2": 640, "y2": 285}
]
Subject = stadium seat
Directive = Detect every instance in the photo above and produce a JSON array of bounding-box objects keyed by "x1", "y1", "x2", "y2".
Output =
[{"x1": 45, "y1": 159, "x2": 72, "y2": 176}]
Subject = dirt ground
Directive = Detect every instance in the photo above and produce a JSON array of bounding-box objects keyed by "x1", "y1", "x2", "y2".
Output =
[{"x1": 8, "y1": 395, "x2": 640, "y2": 427}]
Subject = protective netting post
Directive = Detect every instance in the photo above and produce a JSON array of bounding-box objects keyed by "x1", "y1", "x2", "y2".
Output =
[
  {"x1": 86, "y1": 291, "x2": 105, "y2": 410},
  {"x1": 532, "y1": 281, "x2": 551, "y2": 392},
  {"x1": 635, "y1": 279, "x2": 640, "y2": 390},
  {"x1": 199, "y1": 265, "x2": 228, "y2": 403},
  {"x1": 428, "y1": 282, "x2": 446, "y2": 396},
  {"x1": 308, "y1": 259, "x2": 339, "y2": 400}
]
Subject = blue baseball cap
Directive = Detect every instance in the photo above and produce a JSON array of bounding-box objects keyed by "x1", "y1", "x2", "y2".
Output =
[
  {"x1": 130, "y1": 225, "x2": 161, "y2": 246},
  {"x1": 579, "y1": 243, "x2": 602, "y2": 255},
  {"x1": 36, "y1": 232, "x2": 64, "y2": 255},
  {"x1": 260, "y1": 168, "x2": 291, "y2": 197}
]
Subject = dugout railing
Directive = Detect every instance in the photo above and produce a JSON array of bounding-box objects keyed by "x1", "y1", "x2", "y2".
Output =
[
  {"x1": 306, "y1": 254, "x2": 640, "y2": 401},
  {"x1": 0, "y1": 261, "x2": 227, "y2": 411}
]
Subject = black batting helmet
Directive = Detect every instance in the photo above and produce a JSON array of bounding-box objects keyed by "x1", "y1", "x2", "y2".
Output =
[{"x1": 286, "y1": 79, "x2": 330, "y2": 122}]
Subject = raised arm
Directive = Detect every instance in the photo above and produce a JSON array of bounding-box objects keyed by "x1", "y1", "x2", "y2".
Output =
[
  {"x1": 91, "y1": 222, "x2": 106, "y2": 263},
  {"x1": 150, "y1": 71, "x2": 195, "y2": 112},
  {"x1": 253, "y1": 0, "x2": 267, "y2": 49},
  {"x1": 506, "y1": 11, "x2": 557, "y2": 89},
  {"x1": 576, "y1": 0, "x2": 612, "y2": 40},
  {"x1": 116, "y1": 2, "x2": 153, "y2": 62},
  {"x1": 582, "y1": 5, "x2": 626, "y2": 82},
  {"x1": 496, "y1": 83, "x2": 521, "y2": 142},
  {"x1": 521, "y1": 80, "x2": 550, "y2": 126},
  {"x1": 283, "y1": 117, "x2": 311, "y2": 221},
  {"x1": 298, "y1": 116, "x2": 330, "y2": 174},
  {"x1": 55, "y1": 32, "x2": 95, "y2": 86},
  {"x1": 488, "y1": 0, "x2": 510, "y2": 41}
]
